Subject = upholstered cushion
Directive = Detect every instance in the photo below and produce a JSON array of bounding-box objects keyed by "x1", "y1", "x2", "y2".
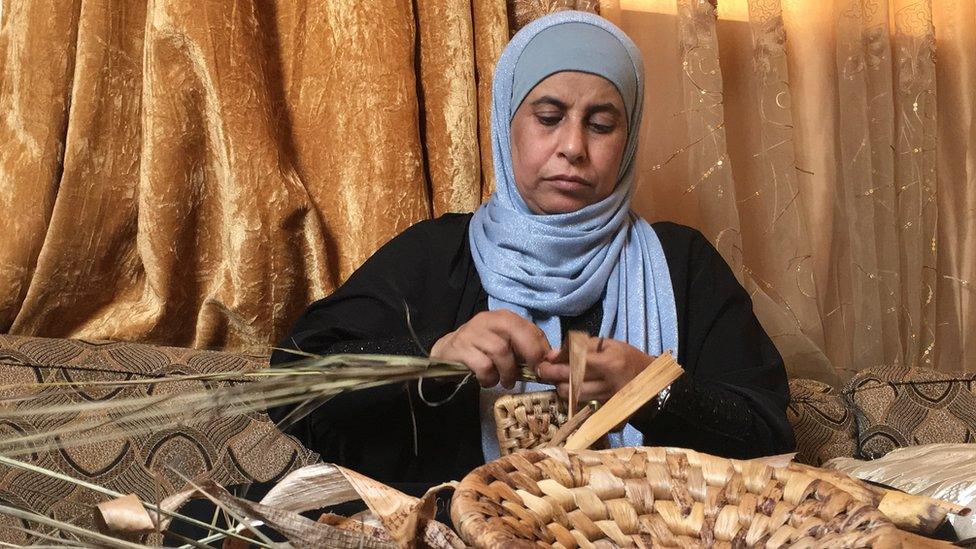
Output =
[
  {"x1": 787, "y1": 378, "x2": 858, "y2": 465},
  {"x1": 0, "y1": 334, "x2": 317, "y2": 544},
  {"x1": 845, "y1": 365, "x2": 976, "y2": 459}
]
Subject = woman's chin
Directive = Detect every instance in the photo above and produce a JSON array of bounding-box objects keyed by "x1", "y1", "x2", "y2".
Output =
[{"x1": 532, "y1": 196, "x2": 589, "y2": 214}]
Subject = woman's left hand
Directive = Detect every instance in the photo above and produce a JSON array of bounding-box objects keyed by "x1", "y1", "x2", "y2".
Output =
[{"x1": 536, "y1": 336, "x2": 656, "y2": 403}]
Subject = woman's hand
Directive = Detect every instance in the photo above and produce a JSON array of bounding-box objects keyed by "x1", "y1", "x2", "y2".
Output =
[
  {"x1": 430, "y1": 310, "x2": 551, "y2": 389},
  {"x1": 536, "y1": 336, "x2": 656, "y2": 402}
]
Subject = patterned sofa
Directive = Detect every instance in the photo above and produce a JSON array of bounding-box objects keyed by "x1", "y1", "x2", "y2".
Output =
[
  {"x1": 0, "y1": 333, "x2": 973, "y2": 543},
  {"x1": 0, "y1": 334, "x2": 317, "y2": 544},
  {"x1": 789, "y1": 366, "x2": 976, "y2": 465}
]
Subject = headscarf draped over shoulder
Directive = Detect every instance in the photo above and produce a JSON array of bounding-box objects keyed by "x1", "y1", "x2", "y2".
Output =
[{"x1": 468, "y1": 10, "x2": 679, "y2": 461}]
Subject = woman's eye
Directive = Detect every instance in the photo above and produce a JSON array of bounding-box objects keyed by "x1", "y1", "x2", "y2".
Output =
[
  {"x1": 535, "y1": 114, "x2": 562, "y2": 126},
  {"x1": 589, "y1": 122, "x2": 616, "y2": 134}
]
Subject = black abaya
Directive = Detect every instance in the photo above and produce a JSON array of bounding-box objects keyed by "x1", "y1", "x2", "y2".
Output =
[{"x1": 269, "y1": 214, "x2": 795, "y2": 486}]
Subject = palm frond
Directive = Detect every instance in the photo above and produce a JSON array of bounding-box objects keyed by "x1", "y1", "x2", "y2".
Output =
[
  {"x1": 0, "y1": 504, "x2": 148, "y2": 549},
  {"x1": 0, "y1": 354, "x2": 490, "y2": 458},
  {"x1": 0, "y1": 455, "x2": 272, "y2": 547},
  {"x1": 0, "y1": 353, "x2": 509, "y2": 547}
]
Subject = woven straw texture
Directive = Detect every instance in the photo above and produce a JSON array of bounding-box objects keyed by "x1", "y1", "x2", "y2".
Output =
[
  {"x1": 495, "y1": 391, "x2": 568, "y2": 456},
  {"x1": 495, "y1": 391, "x2": 608, "y2": 456},
  {"x1": 452, "y1": 446, "x2": 908, "y2": 548}
]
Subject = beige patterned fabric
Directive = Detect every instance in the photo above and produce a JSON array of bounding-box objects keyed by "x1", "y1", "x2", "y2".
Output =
[
  {"x1": 846, "y1": 365, "x2": 976, "y2": 459},
  {"x1": 786, "y1": 379, "x2": 858, "y2": 466},
  {"x1": 612, "y1": 0, "x2": 975, "y2": 384},
  {"x1": 0, "y1": 334, "x2": 317, "y2": 544}
]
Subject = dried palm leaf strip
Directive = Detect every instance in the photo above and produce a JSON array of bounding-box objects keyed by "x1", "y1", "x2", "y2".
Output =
[
  {"x1": 564, "y1": 352, "x2": 683, "y2": 451},
  {"x1": 91, "y1": 461, "x2": 464, "y2": 549},
  {"x1": 0, "y1": 354, "x2": 537, "y2": 458},
  {"x1": 567, "y1": 331, "x2": 589, "y2": 418}
]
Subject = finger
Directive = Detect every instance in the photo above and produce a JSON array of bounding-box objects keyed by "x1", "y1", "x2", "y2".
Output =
[
  {"x1": 588, "y1": 335, "x2": 614, "y2": 353},
  {"x1": 487, "y1": 311, "x2": 550, "y2": 367},
  {"x1": 555, "y1": 381, "x2": 613, "y2": 402},
  {"x1": 578, "y1": 381, "x2": 614, "y2": 403},
  {"x1": 473, "y1": 333, "x2": 518, "y2": 389},
  {"x1": 583, "y1": 339, "x2": 634, "y2": 377},
  {"x1": 536, "y1": 361, "x2": 569, "y2": 384},
  {"x1": 508, "y1": 325, "x2": 550, "y2": 368},
  {"x1": 429, "y1": 332, "x2": 455, "y2": 360},
  {"x1": 460, "y1": 343, "x2": 499, "y2": 388},
  {"x1": 577, "y1": 351, "x2": 616, "y2": 380},
  {"x1": 547, "y1": 345, "x2": 569, "y2": 363}
]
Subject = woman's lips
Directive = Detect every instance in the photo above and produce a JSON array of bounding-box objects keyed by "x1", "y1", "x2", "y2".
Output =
[{"x1": 544, "y1": 176, "x2": 591, "y2": 192}]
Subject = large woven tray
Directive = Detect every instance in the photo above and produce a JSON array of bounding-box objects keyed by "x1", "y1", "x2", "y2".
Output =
[{"x1": 451, "y1": 446, "x2": 952, "y2": 548}]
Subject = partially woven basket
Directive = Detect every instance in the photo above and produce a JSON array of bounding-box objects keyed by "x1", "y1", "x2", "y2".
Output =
[
  {"x1": 495, "y1": 391, "x2": 610, "y2": 456},
  {"x1": 494, "y1": 391, "x2": 568, "y2": 456},
  {"x1": 451, "y1": 446, "x2": 926, "y2": 548},
  {"x1": 494, "y1": 391, "x2": 609, "y2": 455}
]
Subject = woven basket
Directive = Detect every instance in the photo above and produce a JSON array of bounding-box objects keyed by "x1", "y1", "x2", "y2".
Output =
[
  {"x1": 494, "y1": 391, "x2": 569, "y2": 456},
  {"x1": 494, "y1": 391, "x2": 608, "y2": 456},
  {"x1": 451, "y1": 446, "x2": 919, "y2": 548}
]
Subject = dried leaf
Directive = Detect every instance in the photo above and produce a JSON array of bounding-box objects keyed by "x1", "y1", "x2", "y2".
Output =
[
  {"x1": 260, "y1": 462, "x2": 362, "y2": 513},
  {"x1": 567, "y1": 330, "x2": 588, "y2": 418},
  {"x1": 94, "y1": 494, "x2": 156, "y2": 537},
  {"x1": 565, "y1": 352, "x2": 683, "y2": 451}
]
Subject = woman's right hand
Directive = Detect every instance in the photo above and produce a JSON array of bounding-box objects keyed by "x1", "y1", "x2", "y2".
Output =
[{"x1": 430, "y1": 310, "x2": 550, "y2": 389}]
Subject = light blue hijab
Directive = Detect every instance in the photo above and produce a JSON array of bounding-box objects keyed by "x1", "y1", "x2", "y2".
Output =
[{"x1": 469, "y1": 10, "x2": 679, "y2": 461}]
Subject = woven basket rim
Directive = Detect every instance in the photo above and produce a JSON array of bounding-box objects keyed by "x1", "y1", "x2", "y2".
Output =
[{"x1": 450, "y1": 446, "x2": 901, "y2": 549}]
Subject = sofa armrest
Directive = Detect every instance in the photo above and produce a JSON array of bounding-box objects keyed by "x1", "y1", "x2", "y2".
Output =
[{"x1": 787, "y1": 378, "x2": 858, "y2": 465}]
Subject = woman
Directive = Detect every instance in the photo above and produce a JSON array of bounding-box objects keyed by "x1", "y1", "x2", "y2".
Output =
[{"x1": 270, "y1": 10, "x2": 794, "y2": 490}]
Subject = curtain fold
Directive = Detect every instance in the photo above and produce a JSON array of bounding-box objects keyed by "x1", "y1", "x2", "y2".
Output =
[
  {"x1": 0, "y1": 0, "x2": 83, "y2": 331},
  {"x1": 932, "y1": 0, "x2": 976, "y2": 373},
  {"x1": 0, "y1": 0, "x2": 506, "y2": 351},
  {"x1": 621, "y1": 0, "x2": 974, "y2": 380},
  {"x1": 1, "y1": 0, "x2": 973, "y2": 380}
]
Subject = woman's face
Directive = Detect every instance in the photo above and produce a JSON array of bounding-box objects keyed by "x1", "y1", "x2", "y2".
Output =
[{"x1": 510, "y1": 71, "x2": 628, "y2": 215}]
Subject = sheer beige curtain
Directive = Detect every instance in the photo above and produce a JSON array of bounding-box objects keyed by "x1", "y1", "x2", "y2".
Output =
[{"x1": 609, "y1": 0, "x2": 975, "y2": 382}]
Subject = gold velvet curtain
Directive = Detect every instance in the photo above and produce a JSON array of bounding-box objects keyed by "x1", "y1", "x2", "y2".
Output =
[
  {"x1": 0, "y1": 0, "x2": 506, "y2": 351},
  {"x1": 1, "y1": 0, "x2": 973, "y2": 382}
]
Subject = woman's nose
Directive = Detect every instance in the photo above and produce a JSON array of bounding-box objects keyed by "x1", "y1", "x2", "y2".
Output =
[{"x1": 557, "y1": 122, "x2": 586, "y2": 164}]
